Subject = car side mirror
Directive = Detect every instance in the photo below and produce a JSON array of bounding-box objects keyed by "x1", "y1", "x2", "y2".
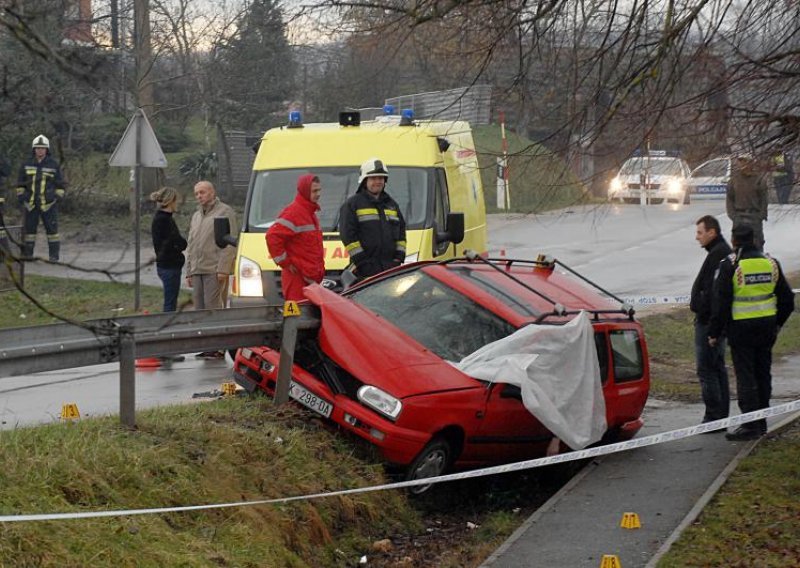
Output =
[
  {"x1": 214, "y1": 217, "x2": 238, "y2": 249},
  {"x1": 436, "y1": 212, "x2": 465, "y2": 246}
]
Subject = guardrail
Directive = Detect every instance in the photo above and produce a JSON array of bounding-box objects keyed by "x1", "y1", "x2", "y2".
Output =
[{"x1": 0, "y1": 305, "x2": 321, "y2": 428}]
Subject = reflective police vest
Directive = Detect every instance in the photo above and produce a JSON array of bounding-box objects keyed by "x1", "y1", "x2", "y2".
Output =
[{"x1": 732, "y1": 257, "x2": 779, "y2": 320}]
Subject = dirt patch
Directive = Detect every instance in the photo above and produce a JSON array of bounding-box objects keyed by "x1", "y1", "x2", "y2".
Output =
[{"x1": 365, "y1": 465, "x2": 583, "y2": 567}]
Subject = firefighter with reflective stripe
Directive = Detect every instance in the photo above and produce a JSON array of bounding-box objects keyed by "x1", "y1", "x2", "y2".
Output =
[
  {"x1": 266, "y1": 174, "x2": 324, "y2": 301},
  {"x1": 339, "y1": 158, "x2": 407, "y2": 280},
  {"x1": 15, "y1": 135, "x2": 66, "y2": 261},
  {"x1": 708, "y1": 224, "x2": 794, "y2": 441}
]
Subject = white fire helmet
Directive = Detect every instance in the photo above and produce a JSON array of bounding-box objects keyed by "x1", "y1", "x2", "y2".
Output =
[
  {"x1": 32, "y1": 135, "x2": 50, "y2": 150},
  {"x1": 358, "y1": 158, "x2": 389, "y2": 185}
]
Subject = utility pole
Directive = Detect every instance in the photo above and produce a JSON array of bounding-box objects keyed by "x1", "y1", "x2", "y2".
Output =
[
  {"x1": 133, "y1": 0, "x2": 153, "y2": 113},
  {"x1": 132, "y1": 0, "x2": 153, "y2": 311}
]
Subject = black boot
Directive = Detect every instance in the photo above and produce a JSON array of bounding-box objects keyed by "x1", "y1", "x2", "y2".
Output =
[
  {"x1": 48, "y1": 241, "x2": 60, "y2": 262},
  {"x1": 725, "y1": 426, "x2": 763, "y2": 441}
]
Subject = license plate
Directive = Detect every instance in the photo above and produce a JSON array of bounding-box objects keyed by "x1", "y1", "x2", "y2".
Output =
[{"x1": 289, "y1": 381, "x2": 333, "y2": 418}]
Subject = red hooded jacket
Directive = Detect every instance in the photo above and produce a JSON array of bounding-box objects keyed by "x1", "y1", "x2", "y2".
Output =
[{"x1": 266, "y1": 174, "x2": 325, "y2": 300}]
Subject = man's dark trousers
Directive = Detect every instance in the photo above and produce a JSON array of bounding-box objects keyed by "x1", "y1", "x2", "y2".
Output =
[
  {"x1": 729, "y1": 337, "x2": 774, "y2": 433},
  {"x1": 694, "y1": 321, "x2": 730, "y2": 421},
  {"x1": 23, "y1": 205, "x2": 59, "y2": 260}
]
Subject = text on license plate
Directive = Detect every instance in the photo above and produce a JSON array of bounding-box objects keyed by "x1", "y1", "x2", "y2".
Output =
[{"x1": 289, "y1": 381, "x2": 333, "y2": 418}]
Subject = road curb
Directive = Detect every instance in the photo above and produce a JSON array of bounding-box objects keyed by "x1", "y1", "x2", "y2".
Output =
[{"x1": 645, "y1": 409, "x2": 800, "y2": 567}]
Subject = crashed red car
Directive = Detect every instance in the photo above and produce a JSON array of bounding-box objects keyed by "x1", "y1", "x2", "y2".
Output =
[{"x1": 233, "y1": 255, "x2": 650, "y2": 488}]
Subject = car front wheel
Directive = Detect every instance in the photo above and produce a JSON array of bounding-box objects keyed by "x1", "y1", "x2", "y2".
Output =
[{"x1": 405, "y1": 437, "x2": 453, "y2": 495}]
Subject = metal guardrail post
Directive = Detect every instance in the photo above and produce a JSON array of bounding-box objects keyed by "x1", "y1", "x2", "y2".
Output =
[
  {"x1": 118, "y1": 327, "x2": 136, "y2": 428},
  {"x1": 274, "y1": 302, "x2": 301, "y2": 405}
]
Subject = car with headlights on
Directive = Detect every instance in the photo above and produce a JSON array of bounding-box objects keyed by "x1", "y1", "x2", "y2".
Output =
[
  {"x1": 686, "y1": 156, "x2": 730, "y2": 199},
  {"x1": 233, "y1": 254, "x2": 650, "y2": 491},
  {"x1": 608, "y1": 151, "x2": 692, "y2": 204}
]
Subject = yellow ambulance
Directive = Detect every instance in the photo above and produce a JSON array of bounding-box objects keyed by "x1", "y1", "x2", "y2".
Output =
[{"x1": 220, "y1": 109, "x2": 487, "y2": 305}]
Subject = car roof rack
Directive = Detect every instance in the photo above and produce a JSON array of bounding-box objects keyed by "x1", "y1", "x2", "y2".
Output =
[{"x1": 444, "y1": 251, "x2": 636, "y2": 323}]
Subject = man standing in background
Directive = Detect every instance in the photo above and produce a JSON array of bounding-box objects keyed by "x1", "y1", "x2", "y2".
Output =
[
  {"x1": 16, "y1": 135, "x2": 66, "y2": 261},
  {"x1": 185, "y1": 180, "x2": 238, "y2": 359},
  {"x1": 726, "y1": 155, "x2": 768, "y2": 250},
  {"x1": 772, "y1": 151, "x2": 794, "y2": 205}
]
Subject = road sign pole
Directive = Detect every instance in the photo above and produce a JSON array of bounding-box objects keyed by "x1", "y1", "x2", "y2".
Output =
[
  {"x1": 119, "y1": 327, "x2": 136, "y2": 429},
  {"x1": 274, "y1": 302, "x2": 301, "y2": 405},
  {"x1": 134, "y1": 109, "x2": 142, "y2": 311}
]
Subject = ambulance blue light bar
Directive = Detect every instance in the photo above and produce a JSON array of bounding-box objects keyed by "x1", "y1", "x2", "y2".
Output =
[
  {"x1": 400, "y1": 108, "x2": 414, "y2": 126},
  {"x1": 383, "y1": 105, "x2": 396, "y2": 115},
  {"x1": 288, "y1": 111, "x2": 303, "y2": 128}
]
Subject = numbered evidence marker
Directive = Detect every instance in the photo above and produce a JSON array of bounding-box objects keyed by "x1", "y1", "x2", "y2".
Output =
[
  {"x1": 620, "y1": 511, "x2": 641, "y2": 529},
  {"x1": 283, "y1": 300, "x2": 301, "y2": 317},
  {"x1": 599, "y1": 554, "x2": 622, "y2": 568},
  {"x1": 60, "y1": 403, "x2": 81, "y2": 421},
  {"x1": 221, "y1": 382, "x2": 237, "y2": 396}
]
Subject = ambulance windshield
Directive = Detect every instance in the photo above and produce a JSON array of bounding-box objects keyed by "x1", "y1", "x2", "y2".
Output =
[{"x1": 247, "y1": 167, "x2": 433, "y2": 232}]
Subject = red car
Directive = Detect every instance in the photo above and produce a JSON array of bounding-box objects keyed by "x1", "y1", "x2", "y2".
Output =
[{"x1": 233, "y1": 255, "x2": 649, "y2": 490}]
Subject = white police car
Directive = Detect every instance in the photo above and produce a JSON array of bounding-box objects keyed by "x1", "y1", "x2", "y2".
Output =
[
  {"x1": 608, "y1": 151, "x2": 692, "y2": 205},
  {"x1": 686, "y1": 156, "x2": 730, "y2": 199}
]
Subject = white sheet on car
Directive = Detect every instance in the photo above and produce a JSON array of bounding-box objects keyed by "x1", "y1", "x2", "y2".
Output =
[{"x1": 455, "y1": 311, "x2": 607, "y2": 450}]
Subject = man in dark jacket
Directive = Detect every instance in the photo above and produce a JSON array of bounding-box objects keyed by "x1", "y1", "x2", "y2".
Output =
[
  {"x1": 690, "y1": 215, "x2": 732, "y2": 424},
  {"x1": 16, "y1": 134, "x2": 66, "y2": 261},
  {"x1": 266, "y1": 174, "x2": 325, "y2": 301},
  {"x1": 339, "y1": 158, "x2": 407, "y2": 281},
  {"x1": 708, "y1": 224, "x2": 795, "y2": 441}
]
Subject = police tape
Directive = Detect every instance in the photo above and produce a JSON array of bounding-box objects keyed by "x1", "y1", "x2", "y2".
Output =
[
  {"x1": 1, "y1": 399, "x2": 799, "y2": 523},
  {"x1": 622, "y1": 288, "x2": 800, "y2": 306},
  {"x1": 621, "y1": 294, "x2": 691, "y2": 306}
]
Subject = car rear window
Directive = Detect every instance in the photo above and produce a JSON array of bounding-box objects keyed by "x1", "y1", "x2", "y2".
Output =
[
  {"x1": 609, "y1": 329, "x2": 644, "y2": 382},
  {"x1": 348, "y1": 271, "x2": 516, "y2": 362}
]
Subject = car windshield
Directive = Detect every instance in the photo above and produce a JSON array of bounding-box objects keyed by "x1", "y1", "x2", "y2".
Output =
[
  {"x1": 619, "y1": 158, "x2": 683, "y2": 176},
  {"x1": 247, "y1": 167, "x2": 431, "y2": 232},
  {"x1": 692, "y1": 160, "x2": 728, "y2": 178},
  {"x1": 348, "y1": 270, "x2": 516, "y2": 362}
]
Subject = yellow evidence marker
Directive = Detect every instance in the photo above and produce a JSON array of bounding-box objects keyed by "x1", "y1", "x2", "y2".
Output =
[
  {"x1": 283, "y1": 300, "x2": 301, "y2": 317},
  {"x1": 60, "y1": 403, "x2": 81, "y2": 421}
]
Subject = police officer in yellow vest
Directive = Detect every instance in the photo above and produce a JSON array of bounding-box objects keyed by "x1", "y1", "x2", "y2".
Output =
[{"x1": 708, "y1": 224, "x2": 794, "y2": 440}]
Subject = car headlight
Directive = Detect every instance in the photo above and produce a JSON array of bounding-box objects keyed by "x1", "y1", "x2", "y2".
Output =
[
  {"x1": 357, "y1": 385, "x2": 402, "y2": 420},
  {"x1": 238, "y1": 255, "x2": 263, "y2": 297},
  {"x1": 404, "y1": 252, "x2": 419, "y2": 264},
  {"x1": 666, "y1": 178, "x2": 683, "y2": 194},
  {"x1": 609, "y1": 178, "x2": 622, "y2": 194}
]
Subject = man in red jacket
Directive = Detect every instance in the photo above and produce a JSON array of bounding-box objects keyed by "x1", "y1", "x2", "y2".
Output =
[{"x1": 266, "y1": 174, "x2": 325, "y2": 301}]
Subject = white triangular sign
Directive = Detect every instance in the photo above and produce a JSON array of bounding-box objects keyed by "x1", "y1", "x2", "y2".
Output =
[{"x1": 108, "y1": 109, "x2": 168, "y2": 168}]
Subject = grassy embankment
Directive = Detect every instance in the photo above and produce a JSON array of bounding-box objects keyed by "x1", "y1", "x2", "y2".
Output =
[
  {"x1": 472, "y1": 124, "x2": 588, "y2": 214},
  {"x1": 0, "y1": 277, "x2": 532, "y2": 567}
]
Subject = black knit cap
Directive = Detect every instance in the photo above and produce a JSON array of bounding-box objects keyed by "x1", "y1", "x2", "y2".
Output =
[{"x1": 732, "y1": 224, "x2": 754, "y2": 245}]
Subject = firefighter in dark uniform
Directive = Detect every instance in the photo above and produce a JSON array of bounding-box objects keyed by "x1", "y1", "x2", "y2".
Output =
[
  {"x1": 16, "y1": 134, "x2": 66, "y2": 261},
  {"x1": 708, "y1": 224, "x2": 795, "y2": 441},
  {"x1": 340, "y1": 158, "x2": 407, "y2": 281}
]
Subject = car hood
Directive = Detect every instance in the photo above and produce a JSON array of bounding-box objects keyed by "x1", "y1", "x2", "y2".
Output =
[
  {"x1": 304, "y1": 285, "x2": 480, "y2": 398},
  {"x1": 619, "y1": 173, "x2": 682, "y2": 182}
]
